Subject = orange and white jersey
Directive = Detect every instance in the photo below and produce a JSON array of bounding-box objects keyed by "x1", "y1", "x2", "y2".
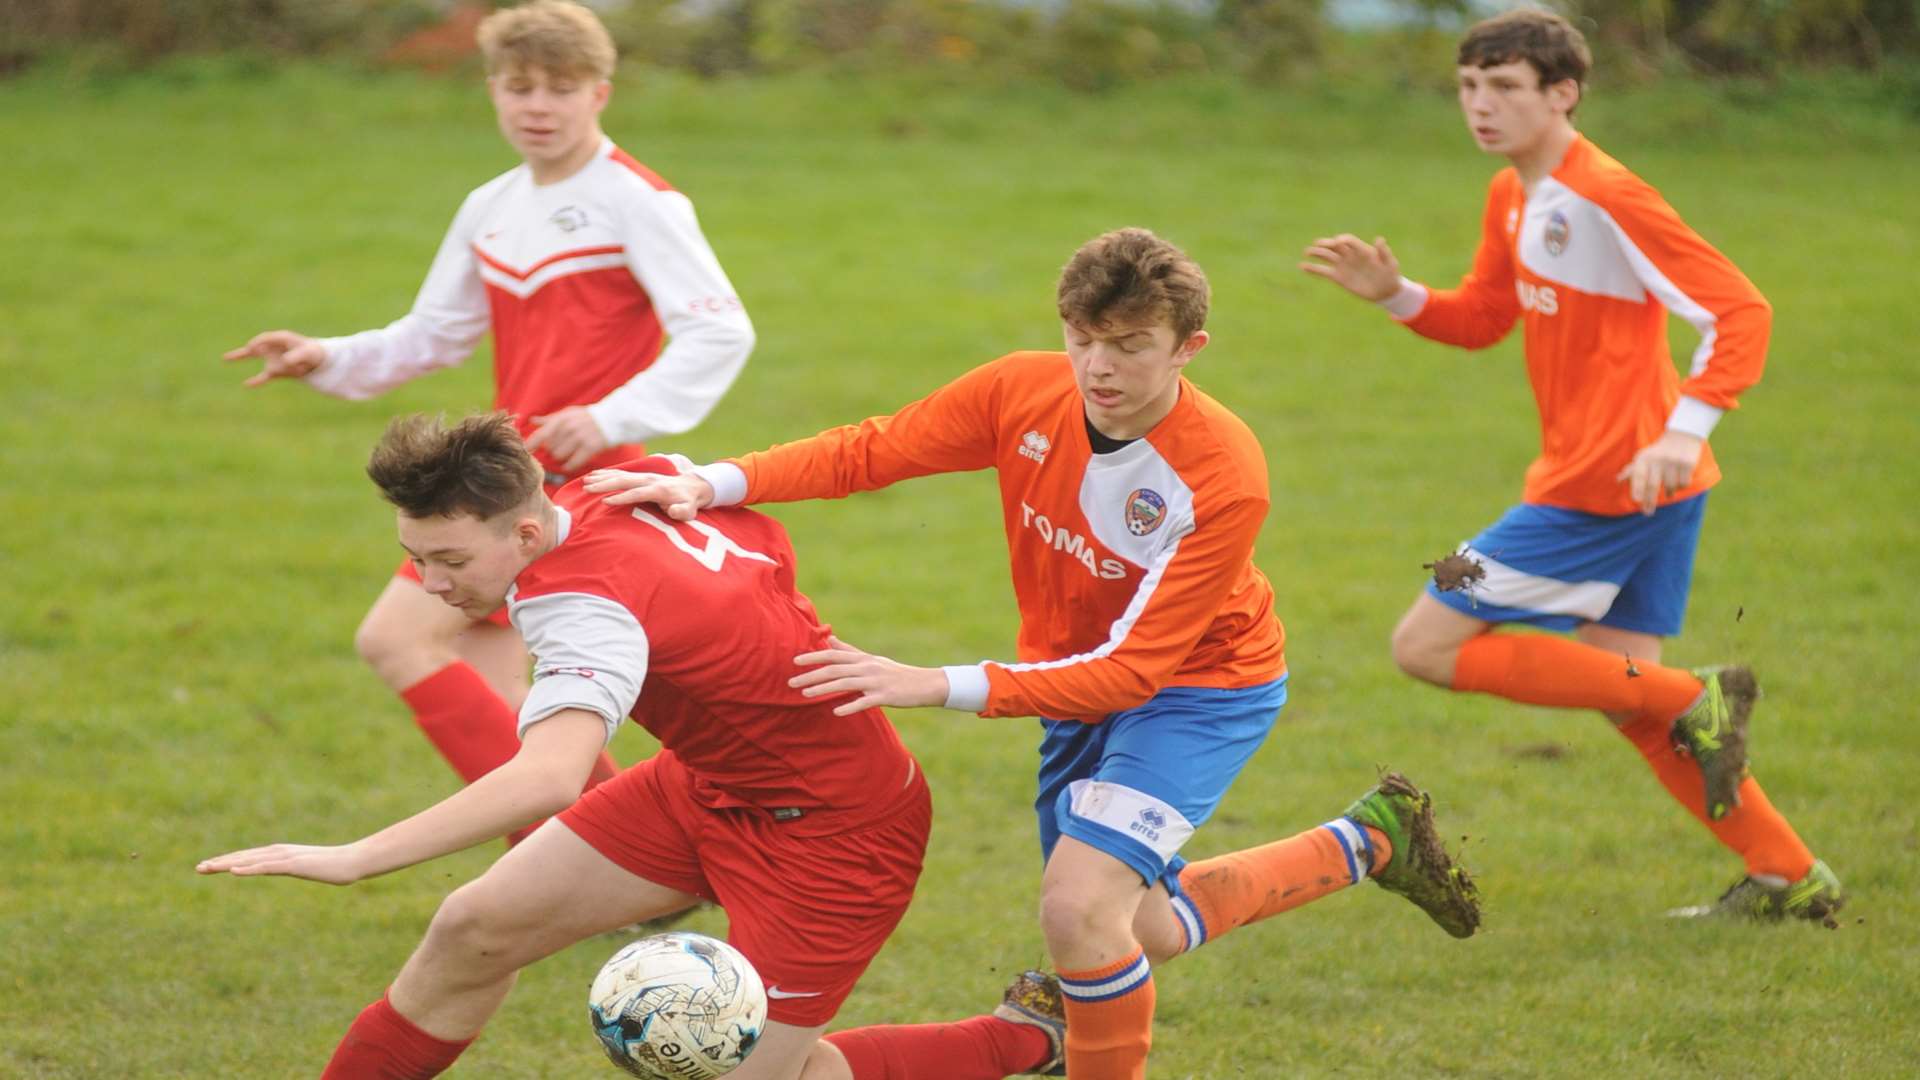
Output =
[
  {"x1": 701, "y1": 352, "x2": 1286, "y2": 722},
  {"x1": 1385, "y1": 134, "x2": 1770, "y2": 515},
  {"x1": 305, "y1": 139, "x2": 753, "y2": 476}
]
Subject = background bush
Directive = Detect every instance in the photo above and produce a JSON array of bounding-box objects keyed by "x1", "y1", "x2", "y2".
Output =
[{"x1": 2, "y1": 0, "x2": 1913, "y2": 84}]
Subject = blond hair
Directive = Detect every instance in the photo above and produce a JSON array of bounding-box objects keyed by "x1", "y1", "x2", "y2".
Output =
[{"x1": 477, "y1": 0, "x2": 617, "y2": 80}]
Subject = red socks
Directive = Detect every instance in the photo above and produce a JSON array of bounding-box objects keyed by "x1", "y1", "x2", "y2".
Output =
[
  {"x1": 321, "y1": 994, "x2": 470, "y2": 1079},
  {"x1": 825, "y1": 1015, "x2": 1053, "y2": 1079},
  {"x1": 1058, "y1": 950, "x2": 1155, "y2": 1080},
  {"x1": 400, "y1": 663, "x2": 618, "y2": 844}
]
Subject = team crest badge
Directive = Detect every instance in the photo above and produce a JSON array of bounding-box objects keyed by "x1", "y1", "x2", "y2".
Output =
[
  {"x1": 1544, "y1": 210, "x2": 1570, "y2": 256},
  {"x1": 1124, "y1": 488, "x2": 1166, "y2": 537},
  {"x1": 549, "y1": 205, "x2": 589, "y2": 232}
]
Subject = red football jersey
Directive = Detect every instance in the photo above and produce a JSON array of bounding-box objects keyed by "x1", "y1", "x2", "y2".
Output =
[{"x1": 509, "y1": 456, "x2": 915, "y2": 834}]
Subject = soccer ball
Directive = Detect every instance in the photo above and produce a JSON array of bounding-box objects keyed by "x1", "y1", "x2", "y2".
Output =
[{"x1": 588, "y1": 931, "x2": 767, "y2": 1079}]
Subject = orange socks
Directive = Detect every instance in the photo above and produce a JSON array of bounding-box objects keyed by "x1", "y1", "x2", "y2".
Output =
[
  {"x1": 1453, "y1": 632, "x2": 1814, "y2": 882},
  {"x1": 1451, "y1": 632, "x2": 1703, "y2": 718},
  {"x1": 1616, "y1": 712, "x2": 1815, "y2": 880},
  {"x1": 1059, "y1": 950, "x2": 1155, "y2": 1080},
  {"x1": 1174, "y1": 821, "x2": 1392, "y2": 950}
]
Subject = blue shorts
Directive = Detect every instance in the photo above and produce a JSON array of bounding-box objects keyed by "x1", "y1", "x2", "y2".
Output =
[
  {"x1": 1033, "y1": 677, "x2": 1287, "y2": 889},
  {"x1": 1428, "y1": 493, "x2": 1708, "y2": 637}
]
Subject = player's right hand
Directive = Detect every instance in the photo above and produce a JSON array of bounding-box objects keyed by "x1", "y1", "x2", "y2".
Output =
[
  {"x1": 584, "y1": 469, "x2": 713, "y2": 521},
  {"x1": 223, "y1": 329, "x2": 326, "y2": 387},
  {"x1": 1299, "y1": 234, "x2": 1401, "y2": 302},
  {"x1": 196, "y1": 842, "x2": 365, "y2": 886}
]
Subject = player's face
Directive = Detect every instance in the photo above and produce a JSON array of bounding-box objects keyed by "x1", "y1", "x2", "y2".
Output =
[
  {"x1": 397, "y1": 511, "x2": 540, "y2": 617},
  {"x1": 1064, "y1": 317, "x2": 1208, "y2": 441},
  {"x1": 1457, "y1": 61, "x2": 1577, "y2": 159},
  {"x1": 487, "y1": 65, "x2": 610, "y2": 180}
]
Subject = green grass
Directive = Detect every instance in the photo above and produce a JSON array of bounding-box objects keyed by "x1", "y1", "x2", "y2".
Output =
[{"x1": 2, "y1": 61, "x2": 1916, "y2": 1077}]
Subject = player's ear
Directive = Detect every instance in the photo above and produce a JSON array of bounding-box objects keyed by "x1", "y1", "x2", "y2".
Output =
[
  {"x1": 1173, "y1": 330, "x2": 1209, "y2": 367},
  {"x1": 1547, "y1": 77, "x2": 1580, "y2": 116}
]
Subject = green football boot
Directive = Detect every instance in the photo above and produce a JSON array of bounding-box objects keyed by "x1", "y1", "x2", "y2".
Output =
[
  {"x1": 1668, "y1": 859, "x2": 1847, "y2": 925},
  {"x1": 1669, "y1": 665, "x2": 1758, "y2": 821},
  {"x1": 1342, "y1": 771, "x2": 1481, "y2": 939},
  {"x1": 992, "y1": 969, "x2": 1067, "y2": 1077}
]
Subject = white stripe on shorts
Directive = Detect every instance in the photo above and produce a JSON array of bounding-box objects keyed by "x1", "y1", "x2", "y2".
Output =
[{"x1": 1464, "y1": 545, "x2": 1621, "y2": 621}]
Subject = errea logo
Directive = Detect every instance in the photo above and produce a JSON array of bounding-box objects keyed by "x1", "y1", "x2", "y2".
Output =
[{"x1": 1018, "y1": 430, "x2": 1051, "y2": 464}]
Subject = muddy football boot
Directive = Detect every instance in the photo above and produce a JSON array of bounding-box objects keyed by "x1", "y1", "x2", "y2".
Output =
[
  {"x1": 1669, "y1": 859, "x2": 1846, "y2": 925},
  {"x1": 993, "y1": 969, "x2": 1067, "y2": 1076},
  {"x1": 1342, "y1": 771, "x2": 1481, "y2": 939},
  {"x1": 1669, "y1": 665, "x2": 1757, "y2": 821}
]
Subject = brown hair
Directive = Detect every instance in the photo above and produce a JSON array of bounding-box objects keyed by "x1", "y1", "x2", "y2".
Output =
[
  {"x1": 1458, "y1": 9, "x2": 1590, "y2": 99},
  {"x1": 1056, "y1": 228, "x2": 1210, "y2": 340},
  {"x1": 477, "y1": 0, "x2": 617, "y2": 80},
  {"x1": 367, "y1": 413, "x2": 544, "y2": 521}
]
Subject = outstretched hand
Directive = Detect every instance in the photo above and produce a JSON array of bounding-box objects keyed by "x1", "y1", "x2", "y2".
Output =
[
  {"x1": 1617, "y1": 430, "x2": 1703, "y2": 515},
  {"x1": 1299, "y1": 234, "x2": 1402, "y2": 302},
  {"x1": 196, "y1": 842, "x2": 365, "y2": 886},
  {"x1": 223, "y1": 330, "x2": 327, "y2": 387},
  {"x1": 790, "y1": 636, "x2": 949, "y2": 717},
  {"x1": 583, "y1": 469, "x2": 715, "y2": 521}
]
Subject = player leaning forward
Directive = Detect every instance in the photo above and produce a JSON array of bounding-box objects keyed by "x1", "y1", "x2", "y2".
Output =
[
  {"x1": 1300, "y1": 9, "x2": 1841, "y2": 920},
  {"x1": 200, "y1": 414, "x2": 950, "y2": 1078},
  {"x1": 223, "y1": 0, "x2": 755, "y2": 826},
  {"x1": 591, "y1": 228, "x2": 1480, "y2": 1080}
]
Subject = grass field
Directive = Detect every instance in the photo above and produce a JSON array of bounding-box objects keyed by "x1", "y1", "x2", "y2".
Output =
[{"x1": 2, "y1": 59, "x2": 1917, "y2": 1077}]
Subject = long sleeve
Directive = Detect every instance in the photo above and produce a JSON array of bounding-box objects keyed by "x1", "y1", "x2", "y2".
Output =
[
  {"x1": 585, "y1": 191, "x2": 756, "y2": 445},
  {"x1": 1402, "y1": 177, "x2": 1522, "y2": 350},
  {"x1": 305, "y1": 193, "x2": 491, "y2": 400},
  {"x1": 733, "y1": 360, "x2": 1003, "y2": 503},
  {"x1": 1599, "y1": 175, "x2": 1770, "y2": 428},
  {"x1": 978, "y1": 496, "x2": 1269, "y2": 720}
]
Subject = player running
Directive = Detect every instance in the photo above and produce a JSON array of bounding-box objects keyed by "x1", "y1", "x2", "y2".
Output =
[
  {"x1": 221, "y1": 0, "x2": 755, "y2": 830},
  {"x1": 587, "y1": 228, "x2": 1479, "y2": 1080},
  {"x1": 1299, "y1": 8, "x2": 1841, "y2": 923}
]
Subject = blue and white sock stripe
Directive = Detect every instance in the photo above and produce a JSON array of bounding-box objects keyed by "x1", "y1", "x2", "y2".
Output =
[
  {"x1": 1321, "y1": 817, "x2": 1373, "y2": 887},
  {"x1": 1168, "y1": 892, "x2": 1207, "y2": 954},
  {"x1": 1059, "y1": 952, "x2": 1153, "y2": 1004}
]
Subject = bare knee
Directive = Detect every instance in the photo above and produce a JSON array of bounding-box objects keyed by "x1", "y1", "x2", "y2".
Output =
[
  {"x1": 420, "y1": 883, "x2": 534, "y2": 984},
  {"x1": 355, "y1": 602, "x2": 455, "y2": 690},
  {"x1": 1390, "y1": 618, "x2": 1455, "y2": 686}
]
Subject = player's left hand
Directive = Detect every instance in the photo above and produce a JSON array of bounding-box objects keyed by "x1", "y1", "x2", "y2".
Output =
[
  {"x1": 1616, "y1": 430, "x2": 1704, "y2": 515},
  {"x1": 195, "y1": 843, "x2": 366, "y2": 886},
  {"x1": 791, "y1": 637, "x2": 950, "y2": 716},
  {"x1": 526, "y1": 407, "x2": 612, "y2": 474}
]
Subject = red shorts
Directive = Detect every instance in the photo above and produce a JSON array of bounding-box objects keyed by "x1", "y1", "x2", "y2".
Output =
[{"x1": 558, "y1": 752, "x2": 931, "y2": 1027}]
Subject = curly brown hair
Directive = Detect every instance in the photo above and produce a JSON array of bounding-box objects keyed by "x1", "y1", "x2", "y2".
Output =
[{"x1": 1056, "y1": 228, "x2": 1210, "y2": 341}]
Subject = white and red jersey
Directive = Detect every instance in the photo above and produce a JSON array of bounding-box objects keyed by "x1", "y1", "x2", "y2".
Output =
[
  {"x1": 307, "y1": 139, "x2": 754, "y2": 478},
  {"x1": 508, "y1": 457, "x2": 916, "y2": 833},
  {"x1": 703, "y1": 352, "x2": 1286, "y2": 723},
  {"x1": 1385, "y1": 134, "x2": 1770, "y2": 515}
]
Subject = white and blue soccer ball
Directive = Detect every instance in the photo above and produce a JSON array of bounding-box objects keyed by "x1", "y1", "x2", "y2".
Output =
[{"x1": 588, "y1": 931, "x2": 767, "y2": 1079}]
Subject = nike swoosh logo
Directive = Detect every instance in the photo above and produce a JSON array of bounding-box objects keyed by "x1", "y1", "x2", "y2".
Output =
[{"x1": 765, "y1": 986, "x2": 823, "y2": 999}]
